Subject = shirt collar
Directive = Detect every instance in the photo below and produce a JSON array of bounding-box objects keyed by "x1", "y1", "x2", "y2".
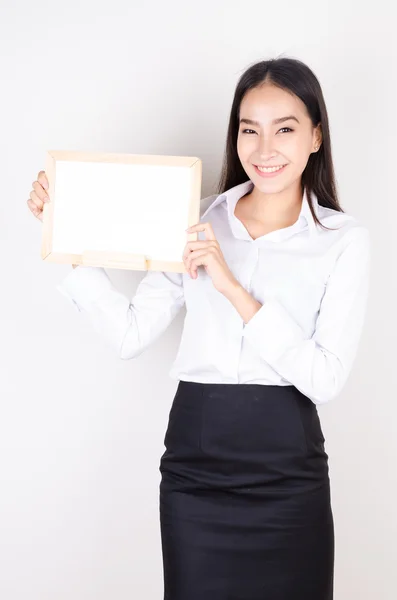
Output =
[{"x1": 202, "y1": 179, "x2": 320, "y2": 241}]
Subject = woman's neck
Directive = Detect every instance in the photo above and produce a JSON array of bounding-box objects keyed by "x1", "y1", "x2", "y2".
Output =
[{"x1": 237, "y1": 182, "x2": 303, "y2": 228}]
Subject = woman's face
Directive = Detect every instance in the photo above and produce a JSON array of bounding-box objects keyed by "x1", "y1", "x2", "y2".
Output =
[{"x1": 237, "y1": 83, "x2": 322, "y2": 193}]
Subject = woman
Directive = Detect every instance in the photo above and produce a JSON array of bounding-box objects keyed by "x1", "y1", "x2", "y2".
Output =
[{"x1": 27, "y1": 57, "x2": 371, "y2": 599}]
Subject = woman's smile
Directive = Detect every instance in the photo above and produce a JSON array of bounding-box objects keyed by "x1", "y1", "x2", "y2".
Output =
[{"x1": 253, "y1": 163, "x2": 288, "y2": 177}]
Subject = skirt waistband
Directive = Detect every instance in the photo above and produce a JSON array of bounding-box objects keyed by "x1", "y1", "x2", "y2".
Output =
[{"x1": 177, "y1": 379, "x2": 306, "y2": 399}]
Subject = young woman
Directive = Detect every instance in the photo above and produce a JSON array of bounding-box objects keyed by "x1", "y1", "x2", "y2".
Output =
[{"x1": 28, "y1": 57, "x2": 371, "y2": 599}]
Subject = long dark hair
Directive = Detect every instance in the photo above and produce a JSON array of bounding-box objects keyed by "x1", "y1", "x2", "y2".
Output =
[{"x1": 216, "y1": 57, "x2": 344, "y2": 231}]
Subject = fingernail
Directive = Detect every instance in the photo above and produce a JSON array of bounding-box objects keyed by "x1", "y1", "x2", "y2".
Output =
[
  {"x1": 43, "y1": 181, "x2": 48, "y2": 190},
  {"x1": 44, "y1": 196, "x2": 50, "y2": 202}
]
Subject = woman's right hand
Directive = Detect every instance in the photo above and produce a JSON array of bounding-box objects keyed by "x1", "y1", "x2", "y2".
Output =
[
  {"x1": 27, "y1": 170, "x2": 78, "y2": 268},
  {"x1": 27, "y1": 170, "x2": 49, "y2": 223}
]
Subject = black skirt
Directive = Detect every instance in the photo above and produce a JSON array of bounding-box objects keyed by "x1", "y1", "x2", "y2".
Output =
[{"x1": 159, "y1": 381, "x2": 334, "y2": 600}]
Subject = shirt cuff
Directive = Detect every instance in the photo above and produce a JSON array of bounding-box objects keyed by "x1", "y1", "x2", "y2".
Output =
[
  {"x1": 242, "y1": 297, "x2": 307, "y2": 362},
  {"x1": 56, "y1": 266, "x2": 114, "y2": 313}
]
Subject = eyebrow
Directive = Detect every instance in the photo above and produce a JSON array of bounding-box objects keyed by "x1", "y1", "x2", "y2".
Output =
[{"x1": 239, "y1": 115, "x2": 300, "y2": 126}]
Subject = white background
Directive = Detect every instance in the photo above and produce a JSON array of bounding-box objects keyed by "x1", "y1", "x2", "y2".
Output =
[{"x1": 0, "y1": 1, "x2": 395, "y2": 598}]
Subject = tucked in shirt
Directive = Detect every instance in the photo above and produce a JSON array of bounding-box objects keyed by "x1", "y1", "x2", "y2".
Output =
[{"x1": 57, "y1": 179, "x2": 371, "y2": 405}]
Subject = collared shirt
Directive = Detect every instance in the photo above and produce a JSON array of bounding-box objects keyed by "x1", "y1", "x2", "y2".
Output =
[{"x1": 57, "y1": 179, "x2": 371, "y2": 405}]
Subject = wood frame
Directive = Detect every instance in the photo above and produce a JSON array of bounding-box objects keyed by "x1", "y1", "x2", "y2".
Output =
[{"x1": 41, "y1": 150, "x2": 202, "y2": 273}]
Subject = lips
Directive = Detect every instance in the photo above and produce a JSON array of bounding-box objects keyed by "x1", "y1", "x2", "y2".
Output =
[{"x1": 253, "y1": 163, "x2": 288, "y2": 178}]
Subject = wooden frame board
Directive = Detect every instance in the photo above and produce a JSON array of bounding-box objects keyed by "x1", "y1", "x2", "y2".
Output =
[{"x1": 41, "y1": 150, "x2": 202, "y2": 273}]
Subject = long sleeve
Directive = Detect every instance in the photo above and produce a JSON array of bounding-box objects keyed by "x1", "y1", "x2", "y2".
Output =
[
  {"x1": 241, "y1": 226, "x2": 371, "y2": 405},
  {"x1": 57, "y1": 266, "x2": 185, "y2": 359}
]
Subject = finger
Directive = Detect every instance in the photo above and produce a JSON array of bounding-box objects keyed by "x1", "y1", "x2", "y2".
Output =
[
  {"x1": 186, "y1": 248, "x2": 212, "y2": 265},
  {"x1": 186, "y1": 247, "x2": 218, "y2": 272},
  {"x1": 27, "y1": 199, "x2": 43, "y2": 222},
  {"x1": 33, "y1": 179, "x2": 50, "y2": 203},
  {"x1": 183, "y1": 254, "x2": 196, "y2": 278},
  {"x1": 37, "y1": 170, "x2": 49, "y2": 190},
  {"x1": 182, "y1": 241, "x2": 217, "y2": 262},
  {"x1": 29, "y1": 190, "x2": 44, "y2": 211},
  {"x1": 187, "y1": 222, "x2": 216, "y2": 241},
  {"x1": 187, "y1": 250, "x2": 208, "y2": 276},
  {"x1": 184, "y1": 249, "x2": 204, "y2": 278}
]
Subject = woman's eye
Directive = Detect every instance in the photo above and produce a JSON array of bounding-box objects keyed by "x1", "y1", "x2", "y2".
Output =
[
  {"x1": 242, "y1": 129, "x2": 256, "y2": 134},
  {"x1": 278, "y1": 127, "x2": 293, "y2": 133}
]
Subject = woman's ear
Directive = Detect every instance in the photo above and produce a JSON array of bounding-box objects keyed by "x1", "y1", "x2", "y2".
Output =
[{"x1": 314, "y1": 123, "x2": 323, "y2": 150}]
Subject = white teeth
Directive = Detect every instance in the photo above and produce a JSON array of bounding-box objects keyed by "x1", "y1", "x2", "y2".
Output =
[{"x1": 256, "y1": 164, "x2": 285, "y2": 173}]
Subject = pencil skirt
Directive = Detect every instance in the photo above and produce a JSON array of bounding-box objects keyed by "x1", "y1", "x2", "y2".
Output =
[{"x1": 159, "y1": 380, "x2": 334, "y2": 600}]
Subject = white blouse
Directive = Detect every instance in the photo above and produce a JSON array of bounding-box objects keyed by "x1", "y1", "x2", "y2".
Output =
[{"x1": 57, "y1": 179, "x2": 371, "y2": 405}]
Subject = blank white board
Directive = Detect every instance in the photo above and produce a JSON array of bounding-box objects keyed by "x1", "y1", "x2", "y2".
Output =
[{"x1": 41, "y1": 150, "x2": 202, "y2": 272}]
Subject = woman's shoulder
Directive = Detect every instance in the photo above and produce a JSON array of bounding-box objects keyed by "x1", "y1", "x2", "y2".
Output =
[
  {"x1": 315, "y1": 202, "x2": 371, "y2": 264},
  {"x1": 317, "y1": 203, "x2": 369, "y2": 235}
]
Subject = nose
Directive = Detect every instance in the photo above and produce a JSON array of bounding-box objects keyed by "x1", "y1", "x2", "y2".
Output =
[{"x1": 257, "y1": 134, "x2": 277, "y2": 161}]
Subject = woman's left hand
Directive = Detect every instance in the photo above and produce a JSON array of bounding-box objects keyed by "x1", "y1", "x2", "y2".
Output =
[{"x1": 182, "y1": 222, "x2": 239, "y2": 295}]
